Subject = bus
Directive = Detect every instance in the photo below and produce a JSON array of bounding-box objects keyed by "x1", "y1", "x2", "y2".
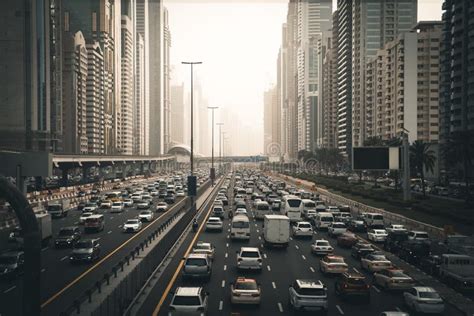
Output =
[
  {"x1": 254, "y1": 201, "x2": 271, "y2": 220},
  {"x1": 282, "y1": 195, "x2": 302, "y2": 222}
]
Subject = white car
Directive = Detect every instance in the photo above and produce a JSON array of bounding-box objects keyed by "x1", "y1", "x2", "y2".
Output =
[
  {"x1": 403, "y1": 287, "x2": 445, "y2": 314},
  {"x1": 169, "y1": 287, "x2": 208, "y2": 316},
  {"x1": 79, "y1": 212, "x2": 94, "y2": 224},
  {"x1": 138, "y1": 210, "x2": 154, "y2": 222},
  {"x1": 288, "y1": 279, "x2": 328, "y2": 312},
  {"x1": 386, "y1": 224, "x2": 407, "y2": 233},
  {"x1": 123, "y1": 199, "x2": 134, "y2": 207},
  {"x1": 156, "y1": 202, "x2": 168, "y2": 212},
  {"x1": 367, "y1": 229, "x2": 388, "y2": 242},
  {"x1": 311, "y1": 240, "x2": 334, "y2": 256},
  {"x1": 100, "y1": 200, "x2": 112, "y2": 209},
  {"x1": 234, "y1": 208, "x2": 248, "y2": 216},
  {"x1": 407, "y1": 231, "x2": 429, "y2": 241},
  {"x1": 110, "y1": 201, "x2": 123, "y2": 213},
  {"x1": 136, "y1": 200, "x2": 150, "y2": 209},
  {"x1": 292, "y1": 221, "x2": 314, "y2": 238},
  {"x1": 237, "y1": 247, "x2": 262, "y2": 271},
  {"x1": 176, "y1": 190, "x2": 185, "y2": 197},
  {"x1": 305, "y1": 210, "x2": 317, "y2": 220},
  {"x1": 320, "y1": 255, "x2": 349, "y2": 274},
  {"x1": 230, "y1": 277, "x2": 261, "y2": 305},
  {"x1": 192, "y1": 242, "x2": 215, "y2": 260},
  {"x1": 150, "y1": 190, "x2": 159, "y2": 196},
  {"x1": 360, "y1": 252, "x2": 393, "y2": 272},
  {"x1": 123, "y1": 219, "x2": 143, "y2": 233},
  {"x1": 328, "y1": 222, "x2": 347, "y2": 237},
  {"x1": 205, "y1": 217, "x2": 223, "y2": 231},
  {"x1": 83, "y1": 203, "x2": 97, "y2": 212}
]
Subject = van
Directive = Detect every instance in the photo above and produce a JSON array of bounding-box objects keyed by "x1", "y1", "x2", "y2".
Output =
[
  {"x1": 84, "y1": 214, "x2": 105, "y2": 233},
  {"x1": 230, "y1": 215, "x2": 250, "y2": 240},
  {"x1": 365, "y1": 213, "x2": 384, "y2": 228},
  {"x1": 282, "y1": 195, "x2": 302, "y2": 222},
  {"x1": 301, "y1": 199, "x2": 317, "y2": 218},
  {"x1": 254, "y1": 201, "x2": 271, "y2": 220},
  {"x1": 314, "y1": 212, "x2": 334, "y2": 230},
  {"x1": 263, "y1": 215, "x2": 290, "y2": 247}
]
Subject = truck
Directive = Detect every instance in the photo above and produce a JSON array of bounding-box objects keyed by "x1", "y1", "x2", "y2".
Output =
[
  {"x1": 439, "y1": 254, "x2": 474, "y2": 291},
  {"x1": 263, "y1": 215, "x2": 290, "y2": 248},
  {"x1": 8, "y1": 213, "x2": 52, "y2": 247},
  {"x1": 46, "y1": 199, "x2": 70, "y2": 218}
]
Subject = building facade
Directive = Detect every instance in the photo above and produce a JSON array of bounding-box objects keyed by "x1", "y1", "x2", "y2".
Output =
[
  {"x1": 321, "y1": 30, "x2": 338, "y2": 149},
  {"x1": 170, "y1": 84, "x2": 185, "y2": 145},
  {"x1": 264, "y1": 86, "x2": 279, "y2": 156}
]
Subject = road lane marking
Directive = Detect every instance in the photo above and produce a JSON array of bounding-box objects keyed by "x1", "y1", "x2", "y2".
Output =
[
  {"x1": 258, "y1": 236, "x2": 261, "y2": 240},
  {"x1": 263, "y1": 253, "x2": 267, "y2": 259},
  {"x1": 110, "y1": 217, "x2": 114, "y2": 219},
  {"x1": 396, "y1": 307, "x2": 402, "y2": 311},
  {"x1": 301, "y1": 255, "x2": 306, "y2": 260},
  {"x1": 372, "y1": 285, "x2": 381, "y2": 293},
  {"x1": 224, "y1": 265, "x2": 227, "y2": 271},
  {"x1": 60, "y1": 256, "x2": 68, "y2": 261},
  {"x1": 267, "y1": 265, "x2": 271, "y2": 271},
  {"x1": 277, "y1": 302, "x2": 283, "y2": 313},
  {"x1": 107, "y1": 230, "x2": 112, "y2": 234},
  {"x1": 41, "y1": 268, "x2": 46, "y2": 273},
  {"x1": 310, "y1": 267, "x2": 315, "y2": 272},
  {"x1": 225, "y1": 252, "x2": 228, "y2": 258},
  {"x1": 256, "y1": 229, "x2": 259, "y2": 233},
  {"x1": 289, "y1": 237, "x2": 293, "y2": 240},
  {"x1": 4, "y1": 286, "x2": 16, "y2": 294},
  {"x1": 272, "y1": 282, "x2": 276, "y2": 289},
  {"x1": 336, "y1": 305, "x2": 344, "y2": 314},
  {"x1": 219, "y1": 300, "x2": 223, "y2": 310},
  {"x1": 295, "y1": 245, "x2": 299, "y2": 250},
  {"x1": 255, "y1": 223, "x2": 258, "y2": 227},
  {"x1": 226, "y1": 243, "x2": 229, "y2": 247},
  {"x1": 221, "y1": 280, "x2": 225, "y2": 288},
  {"x1": 227, "y1": 235, "x2": 230, "y2": 239},
  {"x1": 41, "y1": 247, "x2": 49, "y2": 252},
  {"x1": 118, "y1": 225, "x2": 122, "y2": 228},
  {"x1": 353, "y1": 267, "x2": 361, "y2": 274}
]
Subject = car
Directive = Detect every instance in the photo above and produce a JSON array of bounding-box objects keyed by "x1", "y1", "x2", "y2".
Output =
[
  {"x1": 0, "y1": 251, "x2": 24, "y2": 279},
  {"x1": 407, "y1": 230, "x2": 429, "y2": 241},
  {"x1": 83, "y1": 202, "x2": 97, "y2": 212},
  {"x1": 237, "y1": 247, "x2": 262, "y2": 271},
  {"x1": 335, "y1": 272, "x2": 370, "y2": 300},
  {"x1": 156, "y1": 202, "x2": 168, "y2": 212},
  {"x1": 123, "y1": 219, "x2": 143, "y2": 233},
  {"x1": 334, "y1": 212, "x2": 352, "y2": 224},
  {"x1": 230, "y1": 277, "x2": 261, "y2": 305},
  {"x1": 311, "y1": 240, "x2": 334, "y2": 256},
  {"x1": 169, "y1": 287, "x2": 209, "y2": 316},
  {"x1": 79, "y1": 211, "x2": 94, "y2": 224},
  {"x1": 384, "y1": 231, "x2": 409, "y2": 253},
  {"x1": 123, "y1": 198, "x2": 134, "y2": 207},
  {"x1": 54, "y1": 226, "x2": 81, "y2": 248},
  {"x1": 292, "y1": 221, "x2": 314, "y2": 238},
  {"x1": 69, "y1": 239, "x2": 100, "y2": 263},
  {"x1": 304, "y1": 210, "x2": 317, "y2": 220},
  {"x1": 351, "y1": 242, "x2": 375, "y2": 260},
  {"x1": 192, "y1": 242, "x2": 215, "y2": 260},
  {"x1": 164, "y1": 194, "x2": 176, "y2": 204},
  {"x1": 328, "y1": 222, "x2": 347, "y2": 237},
  {"x1": 150, "y1": 189, "x2": 159, "y2": 196},
  {"x1": 234, "y1": 208, "x2": 248, "y2": 216},
  {"x1": 337, "y1": 232, "x2": 358, "y2": 248},
  {"x1": 110, "y1": 201, "x2": 124, "y2": 213},
  {"x1": 360, "y1": 252, "x2": 393, "y2": 272},
  {"x1": 320, "y1": 255, "x2": 349, "y2": 274},
  {"x1": 347, "y1": 219, "x2": 367, "y2": 232},
  {"x1": 386, "y1": 224, "x2": 407, "y2": 233},
  {"x1": 398, "y1": 240, "x2": 431, "y2": 264},
  {"x1": 77, "y1": 201, "x2": 86, "y2": 211},
  {"x1": 176, "y1": 190, "x2": 185, "y2": 197},
  {"x1": 138, "y1": 210, "x2": 154, "y2": 222},
  {"x1": 288, "y1": 279, "x2": 328, "y2": 313},
  {"x1": 367, "y1": 229, "x2": 388, "y2": 242},
  {"x1": 136, "y1": 200, "x2": 151, "y2": 209},
  {"x1": 380, "y1": 312, "x2": 409, "y2": 316},
  {"x1": 131, "y1": 193, "x2": 142, "y2": 202},
  {"x1": 205, "y1": 217, "x2": 223, "y2": 231},
  {"x1": 374, "y1": 268, "x2": 415, "y2": 290},
  {"x1": 403, "y1": 287, "x2": 445, "y2": 314},
  {"x1": 211, "y1": 206, "x2": 225, "y2": 219},
  {"x1": 183, "y1": 253, "x2": 212, "y2": 279},
  {"x1": 100, "y1": 200, "x2": 112, "y2": 209}
]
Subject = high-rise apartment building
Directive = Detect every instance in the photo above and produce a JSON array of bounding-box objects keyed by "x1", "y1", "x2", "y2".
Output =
[
  {"x1": 62, "y1": 31, "x2": 88, "y2": 154},
  {"x1": 163, "y1": 7, "x2": 172, "y2": 154},
  {"x1": 0, "y1": 0, "x2": 52, "y2": 151},
  {"x1": 264, "y1": 86, "x2": 279, "y2": 156},
  {"x1": 365, "y1": 21, "x2": 442, "y2": 143},
  {"x1": 321, "y1": 30, "x2": 338, "y2": 149},
  {"x1": 170, "y1": 84, "x2": 185, "y2": 145},
  {"x1": 439, "y1": 0, "x2": 474, "y2": 138},
  {"x1": 351, "y1": 0, "x2": 417, "y2": 148}
]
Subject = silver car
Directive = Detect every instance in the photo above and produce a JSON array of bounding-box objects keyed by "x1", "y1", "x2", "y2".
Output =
[
  {"x1": 236, "y1": 247, "x2": 262, "y2": 271},
  {"x1": 169, "y1": 287, "x2": 208, "y2": 316},
  {"x1": 183, "y1": 253, "x2": 212, "y2": 280}
]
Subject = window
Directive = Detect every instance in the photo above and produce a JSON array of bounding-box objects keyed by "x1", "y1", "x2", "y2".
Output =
[
  {"x1": 92, "y1": 12, "x2": 97, "y2": 32},
  {"x1": 64, "y1": 11, "x2": 70, "y2": 32}
]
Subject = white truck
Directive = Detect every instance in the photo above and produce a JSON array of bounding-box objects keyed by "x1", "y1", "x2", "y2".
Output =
[
  {"x1": 9, "y1": 213, "x2": 52, "y2": 247},
  {"x1": 47, "y1": 199, "x2": 70, "y2": 218},
  {"x1": 439, "y1": 254, "x2": 474, "y2": 291},
  {"x1": 263, "y1": 215, "x2": 290, "y2": 248}
]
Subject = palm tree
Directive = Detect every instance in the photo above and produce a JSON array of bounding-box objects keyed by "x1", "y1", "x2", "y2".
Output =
[
  {"x1": 410, "y1": 140, "x2": 436, "y2": 196},
  {"x1": 443, "y1": 130, "x2": 474, "y2": 204}
]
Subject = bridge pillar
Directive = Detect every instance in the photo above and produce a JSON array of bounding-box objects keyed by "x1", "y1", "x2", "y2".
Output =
[
  {"x1": 34, "y1": 176, "x2": 44, "y2": 191},
  {"x1": 82, "y1": 166, "x2": 90, "y2": 183},
  {"x1": 122, "y1": 164, "x2": 130, "y2": 179},
  {"x1": 61, "y1": 168, "x2": 68, "y2": 187}
]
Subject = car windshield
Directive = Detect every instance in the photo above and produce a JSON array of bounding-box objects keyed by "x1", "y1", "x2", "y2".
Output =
[
  {"x1": 419, "y1": 291, "x2": 440, "y2": 299},
  {"x1": 241, "y1": 251, "x2": 259, "y2": 258},
  {"x1": 316, "y1": 241, "x2": 330, "y2": 247},
  {"x1": 186, "y1": 258, "x2": 207, "y2": 266},
  {"x1": 235, "y1": 281, "x2": 258, "y2": 290},
  {"x1": 195, "y1": 244, "x2": 210, "y2": 250},
  {"x1": 298, "y1": 288, "x2": 326, "y2": 296},
  {"x1": 390, "y1": 270, "x2": 408, "y2": 277},
  {"x1": 58, "y1": 229, "x2": 74, "y2": 236},
  {"x1": 74, "y1": 241, "x2": 92, "y2": 249},
  {"x1": 416, "y1": 233, "x2": 429, "y2": 239},
  {"x1": 232, "y1": 221, "x2": 249, "y2": 228},
  {"x1": 112, "y1": 202, "x2": 121, "y2": 206},
  {"x1": 370, "y1": 255, "x2": 387, "y2": 261},
  {"x1": 305, "y1": 202, "x2": 316, "y2": 208},
  {"x1": 288, "y1": 200, "x2": 301, "y2": 207},
  {"x1": 0, "y1": 256, "x2": 17, "y2": 264},
  {"x1": 348, "y1": 278, "x2": 366, "y2": 285},
  {"x1": 299, "y1": 223, "x2": 311, "y2": 228},
  {"x1": 126, "y1": 220, "x2": 139, "y2": 224},
  {"x1": 86, "y1": 203, "x2": 96, "y2": 207},
  {"x1": 329, "y1": 257, "x2": 345, "y2": 263},
  {"x1": 172, "y1": 295, "x2": 201, "y2": 306},
  {"x1": 333, "y1": 223, "x2": 346, "y2": 228},
  {"x1": 140, "y1": 211, "x2": 150, "y2": 215}
]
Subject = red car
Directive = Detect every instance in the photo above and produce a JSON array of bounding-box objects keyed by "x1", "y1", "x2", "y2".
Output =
[{"x1": 337, "y1": 232, "x2": 358, "y2": 248}]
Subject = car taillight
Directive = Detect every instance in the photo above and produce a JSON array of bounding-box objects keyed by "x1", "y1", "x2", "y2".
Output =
[
  {"x1": 169, "y1": 306, "x2": 175, "y2": 311},
  {"x1": 343, "y1": 284, "x2": 348, "y2": 289},
  {"x1": 234, "y1": 292, "x2": 241, "y2": 297},
  {"x1": 366, "y1": 284, "x2": 370, "y2": 289},
  {"x1": 238, "y1": 258, "x2": 242, "y2": 262},
  {"x1": 197, "y1": 307, "x2": 205, "y2": 311},
  {"x1": 257, "y1": 259, "x2": 262, "y2": 263},
  {"x1": 251, "y1": 293, "x2": 259, "y2": 297}
]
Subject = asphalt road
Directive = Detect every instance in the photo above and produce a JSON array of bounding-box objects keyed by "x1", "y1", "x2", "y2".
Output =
[
  {"x1": 145, "y1": 175, "x2": 463, "y2": 316},
  {"x1": 0, "y1": 174, "x2": 210, "y2": 316}
]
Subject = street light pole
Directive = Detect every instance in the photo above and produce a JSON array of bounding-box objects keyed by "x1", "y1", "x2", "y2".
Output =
[
  {"x1": 216, "y1": 123, "x2": 224, "y2": 173},
  {"x1": 207, "y1": 106, "x2": 218, "y2": 185},
  {"x1": 222, "y1": 132, "x2": 227, "y2": 172}
]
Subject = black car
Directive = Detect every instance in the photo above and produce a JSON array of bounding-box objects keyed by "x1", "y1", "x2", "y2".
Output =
[
  {"x1": 0, "y1": 251, "x2": 24, "y2": 279},
  {"x1": 419, "y1": 255, "x2": 441, "y2": 276},
  {"x1": 55, "y1": 226, "x2": 81, "y2": 248},
  {"x1": 164, "y1": 194, "x2": 175, "y2": 204},
  {"x1": 69, "y1": 239, "x2": 101, "y2": 263},
  {"x1": 351, "y1": 242, "x2": 375, "y2": 260},
  {"x1": 347, "y1": 219, "x2": 367, "y2": 233},
  {"x1": 398, "y1": 240, "x2": 431, "y2": 264},
  {"x1": 159, "y1": 190, "x2": 167, "y2": 199},
  {"x1": 384, "y1": 231, "x2": 409, "y2": 254}
]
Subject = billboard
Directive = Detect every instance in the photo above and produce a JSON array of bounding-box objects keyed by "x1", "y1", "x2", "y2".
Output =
[{"x1": 352, "y1": 147, "x2": 400, "y2": 170}]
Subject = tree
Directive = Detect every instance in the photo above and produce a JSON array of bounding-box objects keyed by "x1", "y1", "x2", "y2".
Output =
[
  {"x1": 410, "y1": 140, "x2": 436, "y2": 196},
  {"x1": 443, "y1": 130, "x2": 474, "y2": 204}
]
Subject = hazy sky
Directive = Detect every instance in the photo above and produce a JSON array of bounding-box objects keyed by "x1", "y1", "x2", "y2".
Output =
[{"x1": 165, "y1": 0, "x2": 443, "y2": 156}]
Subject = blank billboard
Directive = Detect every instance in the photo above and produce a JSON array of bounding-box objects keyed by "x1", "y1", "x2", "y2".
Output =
[{"x1": 352, "y1": 147, "x2": 400, "y2": 170}]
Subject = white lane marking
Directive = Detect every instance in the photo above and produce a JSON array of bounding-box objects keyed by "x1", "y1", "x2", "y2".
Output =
[
  {"x1": 110, "y1": 217, "x2": 114, "y2": 219},
  {"x1": 41, "y1": 268, "x2": 46, "y2": 273},
  {"x1": 289, "y1": 237, "x2": 293, "y2": 241},
  {"x1": 272, "y1": 282, "x2": 276, "y2": 289},
  {"x1": 226, "y1": 243, "x2": 229, "y2": 248},
  {"x1": 227, "y1": 229, "x2": 230, "y2": 232},
  {"x1": 227, "y1": 235, "x2": 230, "y2": 239},
  {"x1": 258, "y1": 236, "x2": 262, "y2": 240},
  {"x1": 256, "y1": 229, "x2": 259, "y2": 233},
  {"x1": 224, "y1": 265, "x2": 227, "y2": 271},
  {"x1": 225, "y1": 252, "x2": 228, "y2": 258},
  {"x1": 118, "y1": 225, "x2": 122, "y2": 228},
  {"x1": 263, "y1": 253, "x2": 267, "y2": 259},
  {"x1": 310, "y1": 267, "x2": 315, "y2": 272},
  {"x1": 41, "y1": 247, "x2": 49, "y2": 252},
  {"x1": 255, "y1": 223, "x2": 258, "y2": 227},
  {"x1": 373, "y1": 285, "x2": 381, "y2": 293},
  {"x1": 219, "y1": 300, "x2": 223, "y2": 310},
  {"x1": 277, "y1": 302, "x2": 283, "y2": 313},
  {"x1": 396, "y1": 307, "x2": 402, "y2": 312},
  {"x1": 302, "y1": 255, "x2": 306, "y2": 260},
  {"x1": 267, "y1": 265, "x2": 271, "y2": 271},
  {"x1": 295, "y1": 245, "x2": 299, "y2": 250},
  {"x1": 221, "y1": 280, "x2": 226, "y2": 287},
  {"x1": 260, "y1": 244, "x2": 264, "y2": 248},
  {"x1": 336, "y1": 305, "x2": 344, "y2": 315},
  {"x1": 353, "y1": 267, "x2": 361, "y2": 274},
  {"x1": 60, "y1": 256, "x2": 68, "y2": 261},
  {"x1": 107, "y1": 230, "x2": 112, "y2": 234},
  {"x1": 4, "y1": 286, "x2": 16, "y2": 294}
]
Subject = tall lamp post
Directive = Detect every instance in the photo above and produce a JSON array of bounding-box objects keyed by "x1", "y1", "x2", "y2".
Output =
[
  {"x1": 207, "y1": 106, "x2": 218, "y2": 186},
  {"x1": 221, "y1": 132, "x2": 227, "y2": 171},
  {"x1": 182, "y1": 61, "x2": 202, "y2": 201},
  {"x1": 216, "y1": 123, "x2": 224, "y2": 173}
]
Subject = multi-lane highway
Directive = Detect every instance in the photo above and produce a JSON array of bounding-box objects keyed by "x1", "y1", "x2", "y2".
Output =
[{"x1": 141, "y1": 170, "x2": 463, "y2": 316}]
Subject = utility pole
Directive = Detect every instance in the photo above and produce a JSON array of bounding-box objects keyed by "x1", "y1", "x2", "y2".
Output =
[
  {"x1": 402, "y1": 130, "x2": 411, "y2": 201},
  {"x1": 207, "y1": 106, "x2": 218, "y2": 185},
  {"x1": 216, "y1": 123, "x2": 224, "y2": 173}
]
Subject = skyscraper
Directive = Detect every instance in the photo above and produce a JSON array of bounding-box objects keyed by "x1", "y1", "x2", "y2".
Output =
[
  {"x1": 264, "y1": 86, "x2": 278, "y2": 156},
  {"x1": 163, "y1": 7, "x2": 171, "y2": 154},
  {"x1": 170, "y1": 84, "x2": 185, "y2": 145},
  {"x1": 321, "y1": 29, "x2": 338, "y2": 149}
]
